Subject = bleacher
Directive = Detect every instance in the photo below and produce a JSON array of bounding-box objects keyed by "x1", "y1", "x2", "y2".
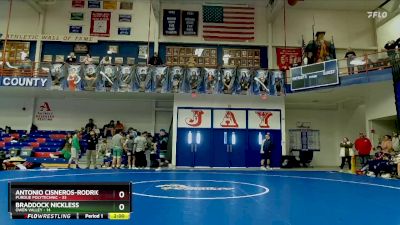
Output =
[{"x1": 0, "y1": 130, "x2": 88, "y2": 165}]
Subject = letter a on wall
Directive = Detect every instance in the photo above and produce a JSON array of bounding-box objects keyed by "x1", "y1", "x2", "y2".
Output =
[
  {"x1": 220, "y1": 111, "x2": 239, "y2": 128},
  {"x1": 213, "y1": 110, "x2": 246, "y2": 129}
]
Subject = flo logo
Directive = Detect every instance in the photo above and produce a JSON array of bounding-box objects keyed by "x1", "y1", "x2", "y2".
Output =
[
  {"x1": 156, "y1": 184, "x2": 234, "y2": 191},
  {"x1": 185, "y1": 110, "x2": 204, "y2": 127},
  {"x1": 36, "y1": 102, "x2": 54, "y2": 121},
  {"x1": 367, "y1": 11, "x2": 387, "y2": 19}
]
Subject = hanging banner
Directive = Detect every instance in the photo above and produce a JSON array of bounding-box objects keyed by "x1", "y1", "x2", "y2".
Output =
[
  {"x1": 90, "y1": 11, "x2": 111, "y2": 37},
  {"x1": 120, "y1": 1, "x2": 133, "y2": 10},
  {"x1": 88, "y1": 0, "x2": 101, "y2": 8},
  {"x1": 276, "y1": 47, "x2": 302, "y2": 70},
  {"x1": 118, "y1": 27, "x2": 131, "y2": 35},
  {"x1": 182, "y1": 11, "x2": 198, "y2": 36},
  {"x1": 203, "y1": 68, "x2": 220, "y2": 94},
  {"x1": 163, "y1": 9, "x2": 180, "y2": 35},
  {"x1": 103, "y1": 0, "x2": 117, "y2": 10},
  {"x1": 72, "y1": 0, "x2": 85, "y2": 8},
  {"x1": 169, "y1": 66, "x2": 184, "y2": 93},
  {"x1": 69, "y1": 25, "x2": 83, "y2": 34},
  {"x1": 0, "y1": 77, "x2": 49, "y2": 88}
]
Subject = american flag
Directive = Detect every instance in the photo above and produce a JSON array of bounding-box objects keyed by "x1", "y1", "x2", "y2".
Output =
[{"x1": 203, "y1": 5, "x2": 255, "y2": 42}]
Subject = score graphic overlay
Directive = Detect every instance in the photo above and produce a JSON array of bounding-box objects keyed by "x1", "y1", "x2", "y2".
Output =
[
  {"x1": 9, "y1": 182, "x2": 131, "y2": 220},
  {"x1": 290, "y1": 59, "x2": 339, "y2": 91}
]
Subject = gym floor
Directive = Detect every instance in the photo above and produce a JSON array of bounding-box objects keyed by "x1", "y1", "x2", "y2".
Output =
[{"x1": 1, "y1": 169, "x2": 399, "y2": 225}]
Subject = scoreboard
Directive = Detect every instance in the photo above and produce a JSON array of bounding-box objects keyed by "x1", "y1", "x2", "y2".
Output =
[
  {"x1": 9, "y1": 182, "x2": 132, "y2": 220},
  {"x1": 290, "y1": 59, "x2": 339, "y2": 91}
]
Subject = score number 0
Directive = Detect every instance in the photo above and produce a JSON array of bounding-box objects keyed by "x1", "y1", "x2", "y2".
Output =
[{"x1": 118, "y1": 191, "x2": 126, "y2": 211}]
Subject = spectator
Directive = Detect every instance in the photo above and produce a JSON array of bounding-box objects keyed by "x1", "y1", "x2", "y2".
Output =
[
  {"x1": 50, "y1": 133, "x2": 72, "y2": 160},
  {"x1": 87, "y1": 130, "x2": 98, "y2": 169},
  {"x1": 115, "y1": 121, "x2": 125, "y2": 133},
  {"x1": 97, "y1": 139, "x2": 111, "y2": 168},
  {"x1": 103, "y1": 120, "x2": 115, "y2": 137},
  {"x1": 134, "y1": 132, "x2": 147, "y2": 168},
  {"x1": 354, "y1": 132, "x2": 372, "y2": 166},
  {"x1": 30, "y1": 124, "x2": 38, "y2": 134},
  {"x1": 145, "y1": 133, "x2": 155, "y2": 169},
  {"x1": 148, "y1": 52, "x2": 163, "y2": 66},
  {"x1": 85, "y1": 118, "x2": 96, "y2": 133},
  {"x1": 157, "y1": 129, "x2": 169, "y2": 168},
  {"x1": 345, "y1": 48, "x2": 356, "y2": 75},
  {"x1": 111, "y1": 130, "x2": 124, "y2": 169},
  {"x1": 260, "y1": 132, "x2": 273, "y2": 170},
  {"x1": 380, "y1": 135, "x2": 393, "y2": 154},
  {"x1": 66, "y1": 52, "x2": 77, "y2": 63},
  {"x1": 67, "y1": 130, "x2": 81, "y2": 169},
  {"x1": 124, "y1": 134, "x2": 135, "y2": 169},
  {"x1": 339, "y1": 137, "x2": 353, "y2": 172},
  {"x1": 392, "y1": 132, "x2": 399, "y2": 152}
]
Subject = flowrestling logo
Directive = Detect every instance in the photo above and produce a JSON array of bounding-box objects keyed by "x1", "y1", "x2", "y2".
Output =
[{"x1": 156, "y1": 184, "x2": 235, "y2": 191}]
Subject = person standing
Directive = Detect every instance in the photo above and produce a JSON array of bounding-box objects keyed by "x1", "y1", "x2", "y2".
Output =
[
  {"x1": 354, "y1": 132, "x2": 372, "y2": 166},
  {"x1": 260, "y1": 133, "x2": 273, "y2": 170},
  {"x1": 124, "y1": 134, "x2": 135, "y2": 169},
  {"x1": 145, "y1": 134, "x2": 156, "y2": 169},
  {"x1": 392, "y1": 132, "x2": 399, "y2": 152},
  {"x1": 134, "y1": 132, "x2": 147, "y2": 168},
  {"x1": 68, "y1": 130, "x2": 81, "y2": 169},
  {"x1": 111, "y1": 130, "x2": 124, "y2": 169},
  {"x1": 157, "y1": 129, "x2": 169, "y2": 168},
  {"x1": 345, "y1": 48, "x2": 356, "y2": 75},
  {"x1": 87, "y1": 131, "x2": 98, "y2": 169},
  {"x1": 339, "y1": 137, "x2": 354, "y2": 172},
  {"x1": 148, "y1": 52, "x2": 163, "y2": 66},
  {"x1": 66, "y1": 52, "x2": 77, "y2": 64},
  {"x1": 85, "y1": 118, "x2": 96, "y2": 133}
]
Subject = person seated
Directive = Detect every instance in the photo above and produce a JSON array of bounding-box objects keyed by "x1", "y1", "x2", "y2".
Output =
[
  {"x1": 115, "y1": 121, "x2": 125, "y2": 133},
  {"x1": 100, "y1": 56, "x2": 112, "y2": 65},
  {"x1": 50, "y1": 133, "x2": 73, "y2": 161},
  {"x1": 83, "y1": 54, "x2": 93, "y2": 65},
  {"x1": 103, "y1": 120, "x2": 115, "y2": 137},
  {"x1": 361, "y1": 147, "x2": 393, "y2": 177}
]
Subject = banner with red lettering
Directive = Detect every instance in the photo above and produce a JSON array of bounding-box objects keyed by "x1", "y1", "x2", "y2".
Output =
[
  {"x1": 90, "y1": 11, "x2": 111, "y2": 37},
  {"x1": 247, "y1": 110, "x2": 281, "y2": 130},
  {"x1": 177, "y1": 109, "x2": 212, "y2": 128},
  {"x1": 72, "y1": 0, "x2": 85, "y2": 8},
  {"x1": 276, "y1": 47, "x2": 302, "y2": 70},
  {"x1": 213, "y1": 110, "x2": 246, "y2": 129}
]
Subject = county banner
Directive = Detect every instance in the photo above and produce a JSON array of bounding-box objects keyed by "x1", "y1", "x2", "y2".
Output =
[{"x1": 90, "y1": 11, "x2": 111, "y2": 37}]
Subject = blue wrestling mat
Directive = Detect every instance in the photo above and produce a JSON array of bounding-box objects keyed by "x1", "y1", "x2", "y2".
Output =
[{"x1": 0, "y1": 169, "x2": 399, "y2": 225}]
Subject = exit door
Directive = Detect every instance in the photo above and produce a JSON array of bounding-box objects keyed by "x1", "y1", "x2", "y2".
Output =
[
  {"x1": 176, "y1": 128, "x2": 212, "y2": 167},
  {"x1": 212, "y1": 130, "x2": 247, "y2": 167}
]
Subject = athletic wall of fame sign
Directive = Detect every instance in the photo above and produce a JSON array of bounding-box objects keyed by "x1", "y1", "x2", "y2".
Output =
[
  {"x1": 169, "y1": 66, "x2": 184, "y2": 93},
  {"x1": 152, "y1": 66, "x2": 169, "y2": 93},
  {"x1": 247, "y1": 110, "x2": 281, "y2": 130},
  {"x1": 186, "y1": 67, "x2": 202, "y2": 93},
  {"x1": 177, "y1": 109, "x2": 212, "y2": 128},
  {"x1": 220, "y1": 68, "x2": 236, "y2": 95},
  {"x1": 236, "y1": 68, "x2": 252, "y2": 95},
  {"x1": 203, "y1": 68, "x2": 220, "y2": 94},
  {"x1": 213, "y1": 109, "x2": 246, "y2": 129}
]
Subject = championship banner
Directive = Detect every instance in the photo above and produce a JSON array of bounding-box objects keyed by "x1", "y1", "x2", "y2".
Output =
[
  {"x1": 203, "y1": 68, "x2": 219, "y2": 94},
  {"x1": 152, "y1": 66, "x2": 169, "y2": 93},
  {"x1": 169, "y1": 66, "x2": 184, "y2": 93},
  {"x1": 88, "y1": 0, "x2": 101, "y2": 8},
  {"x1": 186, "y1": 67, "x2": 202, "y2": 93},
  {"x1": 163, "y1": 9, "x2": 180, "y2": 35},
  {"x1": 182, "y1": 11, "x2": 198, "y2": 36},
  {"x1": 103, "y1": 0, "x2": 117, "y2": 10},
  {"x1": 72, "y1": 0, "x2": 85, "y2": 8},
  {"x1": 90, "y1": 12, "x2": 111, "y2": 37},
  {"x1": 221, "y1": 68, "x2": 236, "y2": 94},
  {"x1": 83, "y1": 64, "x2": 99, "y2": 91},
  {"x1": 119, "y1": 65, "x2": 133, "y2": 92},
  {"x1": 276, "y1": 47, "x2": 302, "y2": 70},
  {"x1": 236, "y1": 68, "x2": 252, "y2": 95}
]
